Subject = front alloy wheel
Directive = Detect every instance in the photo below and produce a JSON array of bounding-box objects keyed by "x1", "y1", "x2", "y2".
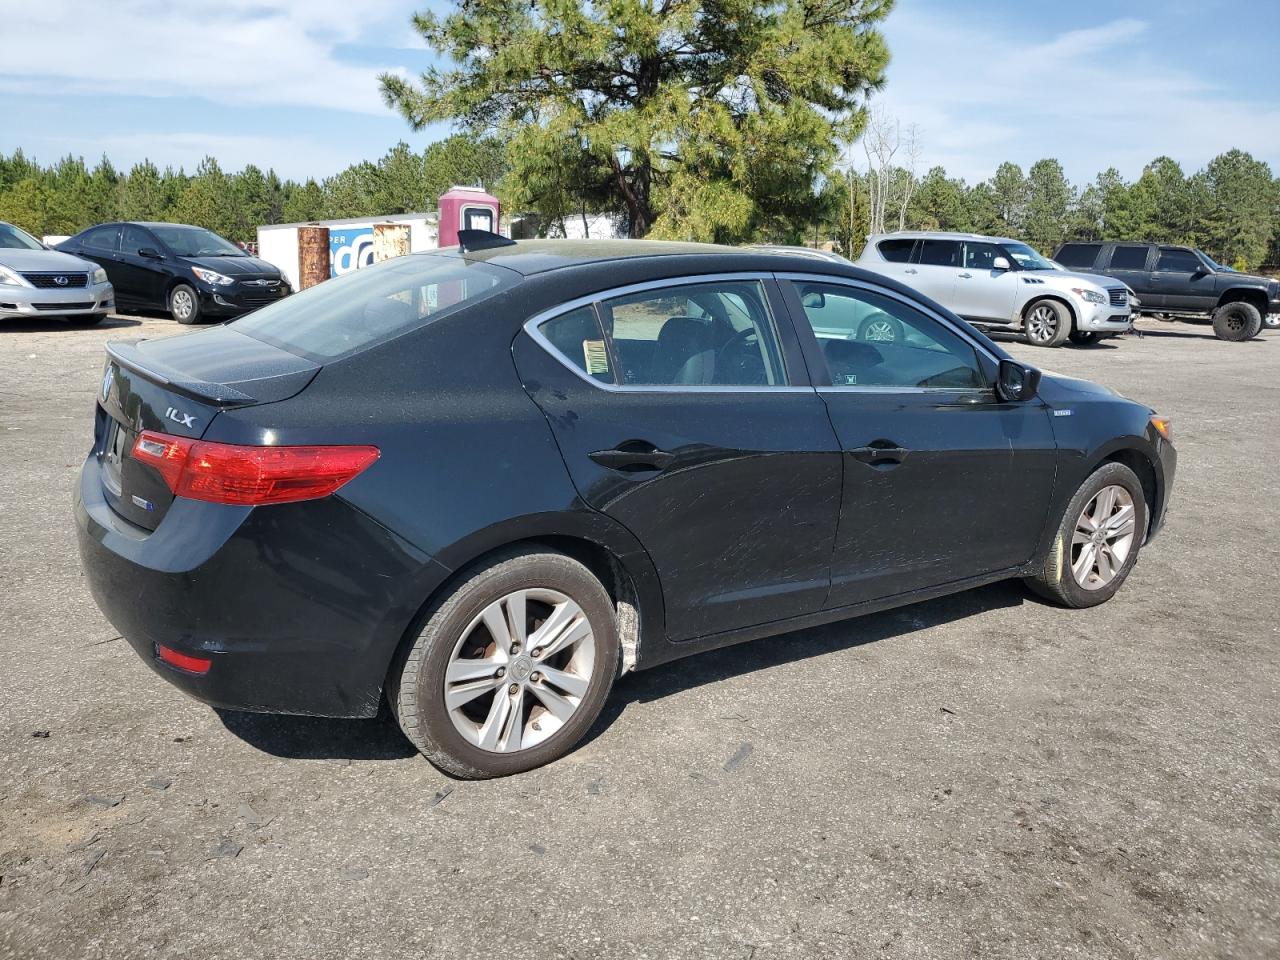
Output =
[
  {"x1": 1070, "y1": 485, "x2": 1137, "y2": 590},
  {"x1": 1023, "y1": 299, "x2": 1069, "y2": 347}
]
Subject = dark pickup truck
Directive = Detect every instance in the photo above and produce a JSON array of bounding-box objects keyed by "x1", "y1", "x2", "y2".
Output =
[{"x1": 1054, "y1": 241, "x2": 1279, "y2": 342}]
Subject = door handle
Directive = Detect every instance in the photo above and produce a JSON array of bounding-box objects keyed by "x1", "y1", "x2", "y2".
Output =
[
  {"x1": 848, "y1": 444, "x2": 910, "y2": 466},
  {"x1": 958, "y1": 272, "x2": 973, "y2": 279},
  {"x1": 589, "y1": 442, "x2": 675, "y2": 473},
  {"x1": 903, "y1": 268, "x2": 918, "y2": 275}
]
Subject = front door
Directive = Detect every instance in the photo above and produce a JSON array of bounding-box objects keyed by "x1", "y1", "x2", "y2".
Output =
[
  {"x1": 116, "y1": 225, "x2": 170, "y2": 308},
  {"x1": 952, "y1": 241, "x2": 1021, "y2": 322},
  {"x1": 781, "y1": 276, "x2": 1059, "y2": 608},
  {"x1": 1151, "y1": 246, "x2": 1215, "y2": 311},
  {"x1": 514, "y1": 275, "x2": 842, "y2": 642}
]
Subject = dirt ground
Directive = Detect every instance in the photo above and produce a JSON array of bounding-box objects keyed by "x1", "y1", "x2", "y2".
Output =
[{"x1": 1, "y1": 312, "x2": 1277, "y2": 960}]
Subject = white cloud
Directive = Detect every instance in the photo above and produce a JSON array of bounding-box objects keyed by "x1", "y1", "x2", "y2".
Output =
[
  {"x1": 0, "y1": 0, "x2": 412, "y2": 115},
  {"x1": 872, "y1": 8, "x2": 1280, "y2": 184}
]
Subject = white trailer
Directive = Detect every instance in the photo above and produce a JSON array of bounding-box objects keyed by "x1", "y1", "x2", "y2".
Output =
[{"x1": 257, "y1": 212, "x2": 439, "y2": 290}]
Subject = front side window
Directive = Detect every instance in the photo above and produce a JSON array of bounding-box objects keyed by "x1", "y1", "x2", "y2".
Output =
[
  {"x1": 235, "y1": 254, "x2": 515, "y2": 361},
  {"x1": 1155, "y1": 248, "x2": 1202, "y2": 273},
  {"x1": 963, "y1": 242, "x2": 1004, "y2": 270},
  {"x1": 0, "y1": 222, "x2": 43, "y2": 250},
  {"x1": 917, "y1": 239, "x2": 961, "y2": 267},
  {"x1": 120, "y1": 225, "x2": 156, "y2": 256},
  {"x1": 1109, "y1": 245, "x2": 1150, "y2": 270},
  {"x1": 792, "y1": 281, "x2": 986, "y2": 390},
  {"x1": 878, "y1": 238, "x2": 916, "y2": 263}
]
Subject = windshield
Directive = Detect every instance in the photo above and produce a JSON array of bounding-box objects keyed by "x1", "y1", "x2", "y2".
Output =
[
  {"x1": 1196, "y1": 249, "x2": 1232, "y2": 272},
  {"x1": 0, "y1": 222, "x2": 44, "y2": 251},
  {"x1": 233, "y1": 254, "x2": 517, "y2": 361},
  {"x1": 151, "y1": 225, "x2": 244, "y2": 257},
  {"x1": 1001, "y1": 242, "x2": 1056, "y2": 271}
]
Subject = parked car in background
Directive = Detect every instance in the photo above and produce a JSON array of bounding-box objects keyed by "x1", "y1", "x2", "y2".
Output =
[
  {"x1": 856, "y1": 232, "x2": 1132, "y2": 347},
  {"x1": 0, "y1": 221, "x2": 114, "y2": 325},
  {"x1": 76, "y1": 236, "x2": 1175, "y2": 778},
  {"x1": 1053, "y1": 241, "x2": 1280, "y2": 341},
  {"x1": 58, "y1": 222, "x2": 290, "y2": 324}
]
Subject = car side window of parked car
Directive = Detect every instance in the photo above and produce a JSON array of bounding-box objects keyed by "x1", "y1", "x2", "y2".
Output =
[
  {"x1": 1055, "y1": 243, "x2": 1101, "y2": 269},
  {"x1": 1108, "y1": 245, "x2": 1149, "y2": 270},
  {"x1": 916, "y1": 239, "x2": 962, "y2": 267},
  {"x1": 120, "y1": 225, "x2": 155, "y2": 256},
  {"x1": 963, "y1": 242, "x2": 1004, "y2": 270},
  {"x1": 81, "y1": 225, "x2": 119, "y2": 252},
  {"x1": 538, "y1": 305, "x2": 615, "y2": 384},
  {"x1": 573, "y1": 280, "x2": 787, "y2": 387},
  {"x1": 792, "y1": 281, "x2": 987, "y2": 391},
  {"x1": 877, "y1": 238, "x2": 916, "y2": 262},
  {"x1": 1155, "y1": 248, "x2": 1202, "y2": 273}
]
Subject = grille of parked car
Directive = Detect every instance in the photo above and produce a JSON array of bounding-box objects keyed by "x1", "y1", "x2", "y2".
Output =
[
  {"x1": 33, "y1": 301, "x2": 94, "y2": 311},
  {"x1": 1108, "y1": 288, "x2": 1127, "y2": 307},
  {"x1": 23, "y1": 272, "x2": 89, "y2": 289}
]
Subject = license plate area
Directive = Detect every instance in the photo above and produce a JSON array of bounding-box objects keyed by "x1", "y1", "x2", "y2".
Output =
[{"x1": 101, "y1": 418, "x2": 128, "y2": 497}]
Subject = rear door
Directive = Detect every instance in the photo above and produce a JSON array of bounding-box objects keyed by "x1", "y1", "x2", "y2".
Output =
[
  {"x1": 68, "y1": 224, "x2": 122, "y2": 283},
  {"x1": 780, "y1": 274, "x2": 1058, "y2": 607},
  {"x1": 906, "y1": 239, "x2": 963, "y2": 306},
  {"x1": 1151, "y1": 246, "x2": 1215, "y2": 311},
  {"x1": 867, "y1": 237, "x2": 918, "y2": 284},
  {"x1": 1104, "y1": 244, "x2": 1157, "y2": 304},
  {"x1": 951, "y1": 240, "x2": 1020, "y2": 321},
  {"x1": 514, "y1": 274, "x2": 842, "y2": 642}
]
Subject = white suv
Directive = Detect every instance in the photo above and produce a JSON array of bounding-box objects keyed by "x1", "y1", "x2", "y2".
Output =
[{"x1": 856, "y1": 231, "x2": 1131, "y2": 347}]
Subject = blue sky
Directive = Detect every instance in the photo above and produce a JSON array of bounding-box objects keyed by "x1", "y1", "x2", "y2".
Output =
[{"x1": 2, "y1": 0, "x2": 1277, "y2": 187}]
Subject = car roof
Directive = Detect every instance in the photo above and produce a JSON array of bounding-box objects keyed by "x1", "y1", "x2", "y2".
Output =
[
  {"x1": 867, "y1": 231, "x2": 1022, "y2": 246},
  {"x1": 432, "y1": 238, "x2": 858, "y2": 278}
]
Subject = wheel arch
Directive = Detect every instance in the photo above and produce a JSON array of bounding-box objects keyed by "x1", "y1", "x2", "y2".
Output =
[
  {"x1": 1023, "y1": 293, "x2": 1077, "y2": 329},
  {"x1": 1215, "y1": 287, "x2": 1268, "y2": 314},
  {"x1": 1094, "y1": 443, "x2": 1161, "y2": 542}
]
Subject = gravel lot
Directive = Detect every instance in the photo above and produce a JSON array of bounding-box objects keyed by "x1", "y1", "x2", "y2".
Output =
[{"x1": 1, "y1": 313, "x2": 1278, "y2": 960}]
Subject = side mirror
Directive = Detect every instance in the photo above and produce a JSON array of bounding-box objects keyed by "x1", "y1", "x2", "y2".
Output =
[
  {"x1": 996, "y1": 358, "x2": 1041, "y2": 402},
  {"x1": 800, "y1": 290, "x2": 826, "y2": 309},
  {"x1": 992, "y1": 256, "x2": 1011, "y2": 271},
  {"x1": 138, "y1": 247, "x2": 163, "y2": 259}
]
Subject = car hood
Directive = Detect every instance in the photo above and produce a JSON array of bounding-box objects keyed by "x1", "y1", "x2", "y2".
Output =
[
  {"x1": 0, "y1": 247, "x2": 99, "y2": 273},
  {"x1": 1045, "y1": 269, "x2": 1125, "y2": 290},
  {"x1": 180, "y1": 254, "x2": 282, "y2": 278},
  {"x1": 1037, "y1": 369, "x2": 1130, "y2": 405}
]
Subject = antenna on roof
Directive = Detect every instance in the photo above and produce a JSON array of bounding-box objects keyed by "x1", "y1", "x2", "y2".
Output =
[{"x1": 457, "y1": 229, "x2": 516, "y2": 253}]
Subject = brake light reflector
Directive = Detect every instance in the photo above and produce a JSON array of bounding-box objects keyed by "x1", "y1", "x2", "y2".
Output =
[
  {"x1": 132, "y1": 430, "x2": 379, "y2": 506},
  {"x1": 157, "y1": 644, "x2": 212, "y2": 675}
]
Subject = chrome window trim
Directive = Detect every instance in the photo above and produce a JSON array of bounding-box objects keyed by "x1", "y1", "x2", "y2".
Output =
[
  {"x1": 522, "y1": 272, "x2": 815, "y2": 394},
  {"x1": 775, "y1": 271, "x2": 1003, "y2": 367}
]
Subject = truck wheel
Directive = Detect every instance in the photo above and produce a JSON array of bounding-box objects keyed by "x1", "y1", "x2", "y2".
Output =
[
  {"x1": 1069, "y1": 330, "x2": 1100, "y2": 346},
  {"x1": 1023, "y1": 299, "x2": 1070, "y2": 347},
  {"x1": 1211, "y1": 302, "x2": 1262, "y2": 341}
]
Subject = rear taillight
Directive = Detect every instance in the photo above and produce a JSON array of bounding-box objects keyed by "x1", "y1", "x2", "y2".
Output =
[{"x1": 132, "y1": 430, "x2": 379, "y2": 506}]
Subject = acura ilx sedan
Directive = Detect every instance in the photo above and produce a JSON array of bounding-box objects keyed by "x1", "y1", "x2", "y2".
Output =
[{"x1": 75, "y1": 234, "x2": 1176, "y2": 778}]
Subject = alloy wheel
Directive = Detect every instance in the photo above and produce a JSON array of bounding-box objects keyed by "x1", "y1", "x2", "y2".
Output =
[
  {"x1": 444, "y1": 588, "x2": 596, "y2": 753},
  {"x1": 862, "y1": 319, "x2": 896, "y2": 342},
  {"x1": 1026, "y1": 304, "x2": 1059, "y2": 343},
  {"x1": 1070, "y1": 484, "x2": 1137, "y2": 590}
]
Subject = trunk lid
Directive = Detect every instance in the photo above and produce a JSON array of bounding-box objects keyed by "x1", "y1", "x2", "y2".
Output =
[{"x1": 95, "y1": 327, "x2": 320, "y2": 530}]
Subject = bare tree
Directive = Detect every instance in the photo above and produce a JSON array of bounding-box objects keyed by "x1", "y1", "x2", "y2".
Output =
[
  {"x1": 896, "y1": 124, "x2": 922, "y2": 231},
  {"x1": 859, "y1": 109, "x2": 923, "y2": 235}
]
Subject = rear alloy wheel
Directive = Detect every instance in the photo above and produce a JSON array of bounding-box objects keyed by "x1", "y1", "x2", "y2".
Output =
[
  {"x1": 1069, "y1": 330, "x2": 1100, "y2": 346},
  {"x1": 1211, "y1": 301, "x2": 1263, "y2": 342},
  {"x1": 1023, "y1": 299, "x2": 1070, "y2": 347},
  {"x1": 169, "y1": 283, "x2": 201, "y2": 325},
  {"x1": 390, "y1": 549, "x2": 619, "y2": 778},
  {"x1": 1026, "y1": 461, "x2": 1148, "y2": 608},
  {"x1": 857, "y1": 312, "x2": 905, "y2": 344}
]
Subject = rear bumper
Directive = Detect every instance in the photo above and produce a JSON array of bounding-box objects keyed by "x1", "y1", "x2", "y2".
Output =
[
  {"x1": 0, "y1": 281, "x2": 114, "y2": 319},
  {"x1": 74, "y1": 452, "x2": 449, "y2": 718}
]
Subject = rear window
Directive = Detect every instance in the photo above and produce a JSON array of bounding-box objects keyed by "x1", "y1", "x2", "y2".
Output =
[
  {"x1": 1108, "y1": 245, "x2": 1150, "y2": 270},
  {"x1": 1056, "y1": 243, "x2": 1101, "y2": 269},
  {"x1": 877, "y1": 238, "x2": 916, "y2": 263},
  {"x1": 234, "y1": 254, "x2": 516, "y2": 361}
]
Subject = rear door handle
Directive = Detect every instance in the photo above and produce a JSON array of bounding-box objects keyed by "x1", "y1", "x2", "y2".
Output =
[
  {"x1": 903, "y1": 268, "x2": 918, "y2": 275},
  {"x1": 848, "y1": 444, "x2": 910, "y2": 466},
  {"x1": 589, "y1": 442, "x2": 675, "y2": 473},
  {"x1": 958, "y1": 272, "x2": 973, "y2": 278}
]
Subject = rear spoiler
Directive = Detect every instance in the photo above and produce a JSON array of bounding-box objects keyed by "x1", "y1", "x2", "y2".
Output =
[{"x1": 105, "y1": 341, "x2": 256, "y2": 406}]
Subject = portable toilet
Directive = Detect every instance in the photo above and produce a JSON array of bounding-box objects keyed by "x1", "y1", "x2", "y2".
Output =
[{"x1": 438, "y1": 186, "x2": 501, "y2": 247}]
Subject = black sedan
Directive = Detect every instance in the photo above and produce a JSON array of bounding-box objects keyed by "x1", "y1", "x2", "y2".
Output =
[
  {"x1": 59, "y1": 221, "x2": 289, "y2": 324},
  {"x1": 75, "y1": 236, "x2": 1176, "y2": 778}
]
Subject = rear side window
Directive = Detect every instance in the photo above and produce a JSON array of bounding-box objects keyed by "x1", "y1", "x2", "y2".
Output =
[
  {"x1": 877, "y1": 238, "x2": 916, "y2": 263},
  {"x1": 917, "y1": 240, "x2": 961, "y2": 267},
  {"x1": 538, "y1": 306, "x2": 613, "y2": 384},
  {"x1": 81, "y1": 225, "x2": 119, "y2": 251},
  {"x1": 1155, "y1": 248, "x2": 1202, "y2": 272},
  {"x1": 1056, "y1": 243, "x2": 1101, "y2": 268},
  {"x1": 1108, "y1": 245, "x2": 1150, "y2": 270},
  {"x1": 234, "y1": 254, "x2": 515, "y2": 361}
]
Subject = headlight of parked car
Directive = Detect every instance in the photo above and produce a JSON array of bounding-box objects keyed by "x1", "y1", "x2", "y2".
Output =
[
  {"x1": 0, "y1": 264, "x2": 28, "y2": 287},
  {"x1": 1071, "y1": 287, "x2": 1107, "y2": 305},
  {"x1": 191, "y1": 267, "x2": 234, "y2": 286},
  {"x1": 91, "y1": 267, "x2": 108, "y2": 285}
]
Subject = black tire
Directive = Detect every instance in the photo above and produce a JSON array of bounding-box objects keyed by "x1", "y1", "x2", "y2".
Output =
[
  {"x1": 857, "y1": 312, "x2": 905, "y2": 344},
  {"x1": 169, "y1": 283, "x2": 201, "y2": 325},
  {"x1": 1069, "y1": 330, "x2": 1100, "y2": 346},
  {"x1": 1025, "y1": 462, "x2": 1148, "y2": 609},
  {"x1": 389, "y1": 548, "x2": 620, "y2": 779},
  {"x1": 1022, "y1": 298, "x2": 1071, "y2": 347},
  {"x1": 1211, "y1": 301, "x2": 1262, "y2": 342}
]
